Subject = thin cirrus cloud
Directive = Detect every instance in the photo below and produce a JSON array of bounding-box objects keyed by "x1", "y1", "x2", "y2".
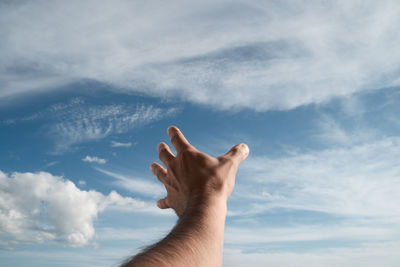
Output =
[
  {"x1": 3, "y1": 97, "x2": 175, "y2": 152},
  {"x1": 79, "y1": 225, "x2": 400, "y2": 266},
  {"x1": 223, "y1": 243, "x2": 400, "y2": 267},
  {"x1": 111, "y1": 141, "x2": 133, "y2": 148},
  {"x1": 38, "y1": 99, "x2": 177, "y2": 152},
  {"x1": 0, "y1": 169, "x2": 162, "y2": 247},
  {"x1": 223, "y1": 128, "x2": 400, "y2": 266},
  {"x1": 82, "y1": 156, "x2": 107, "y2": 164},
  {"x1": 233, "y1": 136, "x2": 400, "y2": 219},
  {"x1": 95, "y1": 167, "x2": 165, "y2": 197},
  {"x1": 1, "y1": 1, "x2": 399, "y2": 110}
]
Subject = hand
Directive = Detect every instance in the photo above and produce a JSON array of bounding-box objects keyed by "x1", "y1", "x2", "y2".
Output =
[{"x1": 150, "y1": 126, "x2": 249, "y2": 217}]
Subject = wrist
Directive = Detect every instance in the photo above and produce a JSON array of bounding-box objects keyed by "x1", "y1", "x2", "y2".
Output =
[{"x1": 184, "y1": 192, "x2": 227, "y2": 217}]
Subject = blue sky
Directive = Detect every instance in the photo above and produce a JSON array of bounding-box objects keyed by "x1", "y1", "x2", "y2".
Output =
[{"x1": 1, "y1": 1, "x2": 400, "y2": 266}]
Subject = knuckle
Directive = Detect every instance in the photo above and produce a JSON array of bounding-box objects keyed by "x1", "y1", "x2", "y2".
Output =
[
  {"x1": 220, "y1": 156, "x2": 235, "y2": 166},
  {"x1": 179, "y1": 148, "x2": 193, "y2": 158},
  {"x1": 159, "y1": 150, "x2": 171, "y2": 160},
  {"x1": 159, "y1": 153, "x2": 168, "y2": 163},
  {"x1": 155, "y1": 167, "x2": 162, "y2": 176},
  {"x1": 232, "y1": 146, "x2": 240, "y2": 154},
  {"x1": 170, "y1": 134, "x2": 180, "y2": 144}
]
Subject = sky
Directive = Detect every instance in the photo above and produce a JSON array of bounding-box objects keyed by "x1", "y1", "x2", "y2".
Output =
[{"x1": 1, "y1": 0, "x2": 400, "y2": 266}]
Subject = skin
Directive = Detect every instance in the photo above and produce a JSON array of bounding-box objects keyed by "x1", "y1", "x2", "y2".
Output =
[{"x1": 123, "y1": 126, "x2": 249, "y2": 267}]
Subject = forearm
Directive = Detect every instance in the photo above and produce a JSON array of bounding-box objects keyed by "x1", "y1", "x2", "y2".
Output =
[{"x1": 125, "y1": 195, "x2": 227, "y2": 267}]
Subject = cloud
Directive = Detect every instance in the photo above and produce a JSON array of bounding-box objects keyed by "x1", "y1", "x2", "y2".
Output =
[
  {"x1": 1, "y1": 1, "x2": 399, "y2": 110},
  {"x1": 224, "y1": 223, "x2": 399, "y2": 245},
  {"x1": 111, "y1": 141, "x2": 133, "y2": 148},
  {"x1": 82, "y1": 156, "x2": 107, "y2": 164},
  {"x1": 223, "y1": 243, "x2": 400, "y2": 267},
  {"x1": 95, "y1": 168, "x2": 164, "y2": 197},
  {"x1": 97, "y1": 226, "x2": 171, "y2": 242},
  {"x1": 2, "y1": 97, "x2": 176, "y2": 152},
  {"x1": 233, "y1": 136, "x2": 400, "y2": 218},
  {"x1": 43, "y1": 101, "x2": 175, "y2": 152},
  {"x1": 0, "y1": 169, "x2": 160, "y2": 247}
]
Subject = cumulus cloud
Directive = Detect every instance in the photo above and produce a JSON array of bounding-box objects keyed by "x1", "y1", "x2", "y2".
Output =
[
  {"x1": 0, "y1": 169, "x2": 160, "y2": 247},
  {"x1": 1, "y1": 0, "x2": 399, "y2": 110},
  {"x1": 111, "y1": 141, "x2": 132, "y2": 148},
  {"x1": 82, "y1": 156, "x2": 107, "y2": 164}
]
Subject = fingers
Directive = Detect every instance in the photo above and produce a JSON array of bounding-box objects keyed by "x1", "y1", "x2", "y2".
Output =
[
  {"x1": 151, "y1": 164, "x2": 171, "y2": 210},
  {"x1": 222, "y1": 143, "x2": 250, "y2": 164},
  {"x1": 157, "y1": 197, "x2": 169, "y2": 209},
  {"x1": 150, "y1": 162, "x2": 168, "y2": 184},
  {"x1": 158, "y1": 142, "x2": 174, "y2": 165},
  {"x1": 167, "y1": 126, "x2": 193, "y2": 153}
]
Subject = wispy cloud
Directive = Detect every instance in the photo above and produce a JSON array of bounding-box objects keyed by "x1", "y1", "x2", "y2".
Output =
[
  {"x1": 42, "y1": 161, "x2": 59, "y2": 169},
  {"x1": 82, "y1": 155, "x2": 107, "y2": 164},
  {"x1": 1, "y1": 1, "x2": 399, "y2": 110},
  {"x1": 95, "y1": 167, "x2": 164, "y2": 197},
  {"x1": 111, "y1": 141, "x2": 133, "y2": 148},
  {"x1": 22, "y1": 99, "x2": 177, "y2": 152},
  {"x1": 2, "y1": 97, "x2": 177, "y2": 152},
  {"x1": 223, "y1": 242, "x2": 400, "y2": 267},
  {"x1": 314, "y1": 113, "x2": 380, "y2": 147},
  {"x1": 51, "y1": 104, "x2": 172, "y2": 152},
  {"x1": 225, "y1": 224, "x2": 399, "y2": 245},
  {"x1": 0, "y1": 169, "x2": 161, "y2": 247},
  {"x1": 233, "y1": 136, "x2": 400, "y2": 219},
  {"x1": 2, "y1": 97, "x2": 85, "y2": 125}
]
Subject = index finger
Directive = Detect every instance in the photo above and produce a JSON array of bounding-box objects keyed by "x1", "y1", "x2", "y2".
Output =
[{"x1": 167, "y1": 126, "x2": 193, "y2": 152}]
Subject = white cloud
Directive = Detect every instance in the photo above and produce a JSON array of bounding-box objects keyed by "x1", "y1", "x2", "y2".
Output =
[
  {"x1": 225, "y1": 224, "x2": 399, "y2": 245},
  {"x1": 46, "y1": 102, "x2": 175, "y2": 152},
  {"x1": 313, "y1": 112, "x2": 381, "y2": 147},
  {"x1": 97, "y1": 226, "x2": 171, "y2": 242},
  {"x1": 1, "y1": 1, "x2": 399, "y2": 110},
  {"x1": 233, "y1": 136, "x2": 400, "y2": 218},
  {"x1": 0, "y1": 169, "x2": 161, "y2": 247},
  {"x1": 111, "y1": 141, "x2": 132, "y2": 148},
  {"x1": 223, "y1": 243, "x2": 400, "y2": 267},
  {"x1": 95, "y1": 168, "x2": 164, "y2": 197},
  {"x1": 2, "y1": 98, "x2": 176, "y2": 152},
  {"x1": 82, "y1": 156, "x2": 107, "y2": 164}
]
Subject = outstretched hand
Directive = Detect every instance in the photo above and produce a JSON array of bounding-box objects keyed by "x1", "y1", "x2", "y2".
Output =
[
  {"x1": 124, "y1": 126, "x2": 249, "y2": 266},
  {"x1": 150, "y1": 126, "x2": 249, "y2": 217}
]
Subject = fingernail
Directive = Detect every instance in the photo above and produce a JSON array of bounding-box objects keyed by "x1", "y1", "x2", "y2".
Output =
[
  {"x1": 240, "y1": 143, "x2": 250, "y2": 155},
  {"x1": 167, "y1": 126, "x2": 178, "y2": 137}
]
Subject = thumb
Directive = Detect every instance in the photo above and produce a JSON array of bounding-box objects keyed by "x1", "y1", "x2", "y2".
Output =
[
  {"x1": 222, "y1": 143, "x2": 249, "y2": 164},
  {"x1": 157, "y1": 197, "x2": 170, "y2": 209}
]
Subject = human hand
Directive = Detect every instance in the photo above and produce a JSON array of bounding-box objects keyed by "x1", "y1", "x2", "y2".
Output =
[{"x1": 150, "y1": 126, "x2": 249, "y2": 217}]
